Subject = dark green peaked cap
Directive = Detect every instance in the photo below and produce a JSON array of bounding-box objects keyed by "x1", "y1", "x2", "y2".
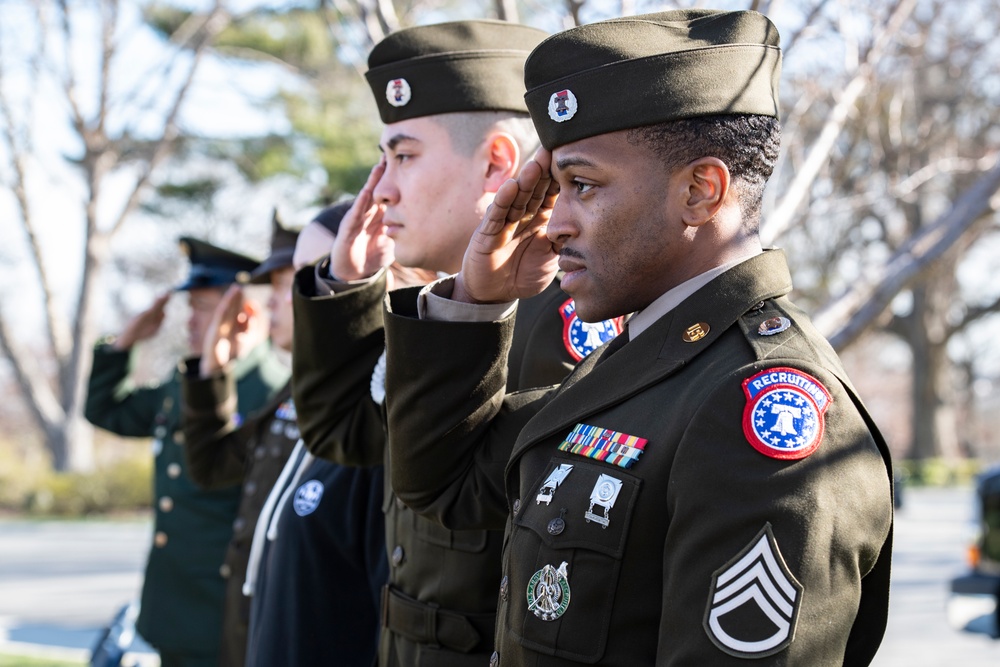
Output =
[
  {"x1": 365, "y1": 20, "x2": 547, "y2": 124},
  {"x1": 524, "y1": 9, "x2": 781, "y2": 150},
  {"x1": 249, "y1": 210, "x2": 300, "y2": 284},
  {"x1": 176, "y1": 237, "x2": 260, "y2": 291}
]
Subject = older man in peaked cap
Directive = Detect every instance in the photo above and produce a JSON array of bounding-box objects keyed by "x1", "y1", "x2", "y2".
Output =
[{"x1": 383, "y1": 9, "x2": 893, "y2": 666}]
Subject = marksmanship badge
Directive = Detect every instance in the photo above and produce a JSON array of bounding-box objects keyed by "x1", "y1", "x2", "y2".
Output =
[
  {"x1": 704, "y1": 524, "x2": 802, "y2": 658},
  {"x1": 742, "y1": 367, "x2": 832, "y2": 460},
  {"x1": 584, "y1": 474, "x2": 623, "y2": 528},
  {"x1": 536, "y1": 463, "x2": 574, "y2": 505},
  {"x1": 548, "y1": 89, "x2": 578, "y2": 122},
  {"x1": 386, "y1": 78, "x2": 411, "y2": 107},
  {"x1": 559, "y1": 298, "x2": 624, "y2": 361},
  {"x1": 527, "y1": 561, "x2": 571, "y2": 621}
]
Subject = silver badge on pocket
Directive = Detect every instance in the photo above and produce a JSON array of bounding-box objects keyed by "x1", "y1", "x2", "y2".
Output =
[
  {"x1": 584, "y1": 474, "x2": 623, "y2": 528},
  {"x1": 536, "y1": 463, "x2": 574, "y2": 505},
  {"x1": 527, "y1": 561, "x2": 571, "y2": 621}
]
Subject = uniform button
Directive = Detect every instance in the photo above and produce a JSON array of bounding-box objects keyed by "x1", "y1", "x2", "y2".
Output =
[
  {"x1": 166, "y1": 463, "x2": 182, "y2": 479},
  {"x1": 233, "y1": 517, "x2": 246, "y2": 532},
  {"x1": 220, "y1": 563, "x2": 231, "y2": 578},
  {"x1": 489, "y1": 651, "x2": 499, "y2": 667},
  {"x1": 500, "y1": 575, "x2": 508, "y2": 601},
  {"x1": 162, "y1": 397, "x2": 174, "y2": 411},
  {"x1": 158, "y1": 496, "x2": 173, "y2": 513},
  {"x1": 547, "y1": 517, "x2": 565, "y2": 536},
  {"x1": 244, "y1": 481, "x2": 257, "y2": 496},
  {"x1": 270, "y1": 445, "x2": 282, "y2": 458},
  {"x1": 254, "y1": 446, "x2": 266, "y2": 460},
  {"x1": 153, "y1": 531, "x2": 168, "y2": 548},
  {"x1": 391, "y1": 546, "x2": 405, "y2": 567},
  {"x1": 154, "y1": 426, "x2": 167, "y2": 439},
  {"x1": 512, "y1": 499, "x2": 520, "y2": 515},
  {"x1": 174, "y1": 432, "x2": 185, "y2": 445},
  {"x1": 155, "y1": 413, "x2": 167, "y2": 425}
]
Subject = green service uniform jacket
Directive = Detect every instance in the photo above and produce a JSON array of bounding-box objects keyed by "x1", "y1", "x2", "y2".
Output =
[
  {"x1": 383, "y1": 250, "x2": 894, "y2": 666},
  {"x1": 181, "y1": 370, "x2": 300, "y2": 667},
  {"x1": 84, "y1": 341, "x2": 288, "y2": 659},
  {"x1": 292, "y1": 267, "x2": 592, "y2": 667}
]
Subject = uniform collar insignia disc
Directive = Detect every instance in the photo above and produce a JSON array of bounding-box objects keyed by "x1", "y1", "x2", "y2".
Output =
[
  {"x1": 683, "y1": 322, "x2": 710, "y2": 342},
  {"x1": 758, "y1": 316, "x2": 791, "y2": 336}
]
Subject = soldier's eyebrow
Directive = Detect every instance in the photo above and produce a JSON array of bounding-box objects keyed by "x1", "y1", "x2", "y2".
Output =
[
  {"x1": 381, "y1": 133, "x2": 420, "y2": 153},
  {"x1": 554, "y1": 156, "x2": 597, "y2": 172}
]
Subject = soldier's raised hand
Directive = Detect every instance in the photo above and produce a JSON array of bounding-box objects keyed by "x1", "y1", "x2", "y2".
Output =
[
  {"x1": 199, "y1": 285, "x2": 249, "y2": 377},
  {"x1": 113, "y1": 291, "x2": 171, "y2": 350},
  {"x1": 453, "y1": 149, "x2": 560, "y2": 304},
  {"x1": 329, "y1": 158, "x2": 395, "y2": 281}
]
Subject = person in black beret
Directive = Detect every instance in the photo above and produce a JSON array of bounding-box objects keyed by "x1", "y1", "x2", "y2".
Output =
[
  {"x1": 84, "y1": 237, "x2": 288, "y2": 667},
  {"x1": 382, "y1": 9, "x2": 894, "y2": 666},
  {"x1": 291, "y1": 18, "x2": 622, "y2": 667}
]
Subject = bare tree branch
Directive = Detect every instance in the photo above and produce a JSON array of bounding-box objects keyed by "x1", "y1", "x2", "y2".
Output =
[
  {"x1": 815, "y1": 154, "x2": 1000, "y2": 349},
  {"x1": 763, "y1": 0, "x2": 918, "y2": 241},
  {"x1": 0, "y1": 311, "x2": 65, "y2": 435}
]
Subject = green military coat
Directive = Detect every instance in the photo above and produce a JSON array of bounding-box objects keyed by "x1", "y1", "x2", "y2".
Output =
[
  {"x1": 181, "y1": 370, "x2": 299, "y2": 667},
  {"x1": 292, "y1": 267, "x2": 605, "y2": 666},
  {"x1": 383, "y1": 250, "x2": 894, "y2": 666},
  {"x1": 84, "y1": 341, "x2": 288, "y2": 659}
]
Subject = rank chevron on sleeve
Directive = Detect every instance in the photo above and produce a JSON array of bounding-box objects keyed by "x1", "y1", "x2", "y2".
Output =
[{"x1": 557, "y1": 423, "x2": 647, "y2": 469}]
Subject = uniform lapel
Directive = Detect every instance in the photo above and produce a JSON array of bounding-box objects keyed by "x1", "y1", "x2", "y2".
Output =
[{"x1": 509, "y1": 251, "x2": 794, "y2": 463}]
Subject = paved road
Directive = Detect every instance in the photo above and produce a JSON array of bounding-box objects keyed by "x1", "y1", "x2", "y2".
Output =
[{"x1": 2, "y1": 488, "x2": 1000, "y2": 664}]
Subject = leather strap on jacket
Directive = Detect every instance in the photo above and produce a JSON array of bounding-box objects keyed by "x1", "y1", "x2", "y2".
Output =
[{"x1": 381, "y1": 585, "x2": 495, "y2": 654}]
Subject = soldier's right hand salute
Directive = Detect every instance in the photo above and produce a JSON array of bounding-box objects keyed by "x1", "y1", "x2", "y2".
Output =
[
  {"x1": 112, "y1": 291, "x2": 171, "y2": 350},
  {"x1": 328, "y1": 157, "x2": 394, "y2": 281}
]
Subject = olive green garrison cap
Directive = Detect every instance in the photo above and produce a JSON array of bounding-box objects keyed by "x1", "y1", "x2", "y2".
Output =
[
  {"x1": 524, "y1": 9, "x2": 781, "y2": 150},
  {"x1": 365, "y1": 20, "x2": 547, "y2": 124}
]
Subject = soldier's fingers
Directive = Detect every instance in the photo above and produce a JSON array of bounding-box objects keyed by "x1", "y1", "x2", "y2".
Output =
[
  {"x1": 481, "y1": 178, "x2": 522, "y2": 237},
  {"x1": 505, "y1": 160, "x2": 543, "y2": 225}
]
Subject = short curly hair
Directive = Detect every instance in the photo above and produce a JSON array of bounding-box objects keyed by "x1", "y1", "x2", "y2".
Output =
[{"x1": 626, "y1": 114, "x2": 780, "y2": 223}]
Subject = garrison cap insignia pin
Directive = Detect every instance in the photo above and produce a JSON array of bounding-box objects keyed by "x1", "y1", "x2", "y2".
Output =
[
  {"x1": 758, "y1": 317, "x2": 791, "y2": 336},
  {"x1": 557, "y1": 423, "x2": 647, "y2": 469},
  {"x1": 704, "y1": 524, "x2": 802, "y2": 658},
  {"x1": 537, "y1": 463, "x2": 574, "y2": 505},
  {"x1": 293, "y1": 480, "x2": 324, "y2": 517},
  {"x1": 742, "y1": 367, "x2": 832, "y2": 460},
  {"x1": 527, "y1": 561, "x2": 571, "y2": 621},
  {"x1": 548, "y1": 89, "x2": 578, "y2": 122},
  {"x1": 559, "y1": 298, "x2": 624, "y2": 361},
  {"x1": 386, "y1": 78, "x2": 411, "y2": 107}
]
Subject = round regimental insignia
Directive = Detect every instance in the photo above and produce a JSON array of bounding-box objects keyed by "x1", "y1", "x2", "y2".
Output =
[
  {"x1": 293, "y1": 480, "x2": 325, "y2": 516},
  {"x1": 548, "y1": 89, "x2": 578, "y2": 122},
  {"x1": 526, "y1": 561, "x2": 571, "y2": 621},
  {"x1": 386, "y1": 78, "x2": 411, "y2": 107},
  {"x1": 741, "y1": 367, "x2": 832, "y2": 460},
  {"x1": 559, "y1": 298, "x2": 623, "y2": 361}
]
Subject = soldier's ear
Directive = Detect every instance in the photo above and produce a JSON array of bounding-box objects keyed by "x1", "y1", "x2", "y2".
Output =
[
  {"x1": 678, "y1": 158, "x2": 730, "y2": 228},
  {"x1": 482, "y1": 132, "x2": 520, "y2": 193}
]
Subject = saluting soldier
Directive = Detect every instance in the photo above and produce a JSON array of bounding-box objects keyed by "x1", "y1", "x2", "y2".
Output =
[
  {"x1": 85, "y1": 238, "x2": 289, "y2": 667},
  {"x1": 383, "y1": 9, "x2": 894, "y2": 666},
  {"x1": 291, "y1": 20, "x2": 621, "y2": 667},
  {"x1": 179, "y1": 213, "x2": 315, "y2": 667}
]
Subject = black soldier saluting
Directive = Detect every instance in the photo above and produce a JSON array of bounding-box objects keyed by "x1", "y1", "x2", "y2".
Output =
[{"x1": 383, "y1": 9, "x2": 894, "y2": 666}]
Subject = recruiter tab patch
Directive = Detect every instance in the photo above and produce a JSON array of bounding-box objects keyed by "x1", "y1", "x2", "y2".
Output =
[
  {"x1": 704, "y1": 524, "x2": 802, "y2": 658},
  {"x1": 559, "y1": 298, "x2": 624, "y2": 361},
  {"x1": 742, "y1": 367, "x2": 832, "y2": 460},
  {"x1": 557, "y1": 423, "x2": 647, "y2": 469}
]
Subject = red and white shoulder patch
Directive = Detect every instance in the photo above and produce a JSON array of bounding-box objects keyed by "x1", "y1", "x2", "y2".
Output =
[{"x1": 741, "y1": 367, "x2": 832, "y2": 460}]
